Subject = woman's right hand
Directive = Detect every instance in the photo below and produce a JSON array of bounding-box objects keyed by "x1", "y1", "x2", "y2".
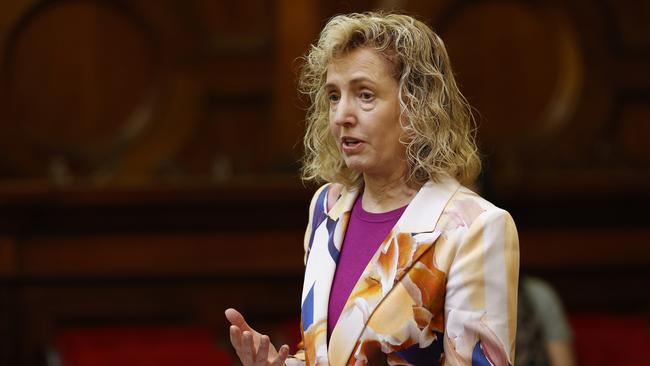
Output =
[{"x1": 225, "y1": 308, "x2": 290, "y2": 366}]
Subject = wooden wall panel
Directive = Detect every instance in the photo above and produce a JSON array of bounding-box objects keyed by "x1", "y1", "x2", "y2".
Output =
[
  {"x1": 0, "y1": 182, "x2": 311, "y2": 365},
  {"x1": 434, "y1": 1, "x2": 650, "y2": 200},
  {"x1": 0, "y1": 237, "x2": 15, "y2": 275},
  {"x1": 519, "y1": 229, "x2": 650, "y2": 268},
  {"x1": 272, "y1": 0, "x2": 320, "y2": 164},
  {"x1": 0, "y1": 0, "x2": 280, "y2": 184},
  {"x1": 0, "y1": 1, "x2": 648, "y2": 364},
  {"x1": 16, "y1": 232, "x2": 303, "y2": 277},
  {"x1": 11, "y1": 279, "x2": 302, "y2": 365},
  {"x1": 0, "y1": 0, "x2": 646, "y2": 196}
]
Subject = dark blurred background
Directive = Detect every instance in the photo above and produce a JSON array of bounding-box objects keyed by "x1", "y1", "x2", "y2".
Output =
[{"x1": 0, "y1": 0, "x2": 648, "y2": 365}]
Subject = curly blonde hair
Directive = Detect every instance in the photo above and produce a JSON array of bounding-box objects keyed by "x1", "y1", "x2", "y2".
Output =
[{"x1": 299, "y1": 11, "x2": 481, "y2": 188}]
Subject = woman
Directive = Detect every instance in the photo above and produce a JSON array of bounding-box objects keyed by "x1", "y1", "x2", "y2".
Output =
[{"x1": 226, "y1": 12, "x2": 519, "y2": 366}]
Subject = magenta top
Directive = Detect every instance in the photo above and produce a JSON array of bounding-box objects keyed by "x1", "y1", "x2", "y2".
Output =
[{"x1": 327, "y1": 193, "x2": 407, "y2": 341}]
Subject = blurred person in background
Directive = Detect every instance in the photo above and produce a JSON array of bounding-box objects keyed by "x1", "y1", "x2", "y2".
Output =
[
  {"x1": 226, "y1": 11, "x2": 519, "y2": 365},
  {"x1": 515, "y1": 275, "x2": 576, "y2": 366}
]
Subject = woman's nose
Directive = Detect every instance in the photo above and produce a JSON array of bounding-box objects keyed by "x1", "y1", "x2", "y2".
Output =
[{"x1": 333, "y1": 97, "x2": 356, "y2": 126}]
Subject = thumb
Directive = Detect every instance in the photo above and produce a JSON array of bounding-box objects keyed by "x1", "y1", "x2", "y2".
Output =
[{"x1": 225, "y1": 308, "x2": 254, "y2": 332}]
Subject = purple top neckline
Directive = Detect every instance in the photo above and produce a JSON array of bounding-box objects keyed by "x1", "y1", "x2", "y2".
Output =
[{"x1": 327, "y1": 192, "x2": 407, "y2": 341}]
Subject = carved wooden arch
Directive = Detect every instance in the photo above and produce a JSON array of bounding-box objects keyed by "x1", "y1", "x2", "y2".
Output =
[
  {"x1": 433, "y1": 1, "x2": 585, "y2": 145},
  {"x1": 0, "y1": 0, "x2": 168, "y2": 184}
]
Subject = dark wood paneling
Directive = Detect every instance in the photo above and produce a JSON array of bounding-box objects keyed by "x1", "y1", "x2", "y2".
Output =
[
  {"x1": 519, "y1": 229, "x2": 650, "y2": 268},
  {"x1": 0, "y1": 0, "x2": 283, "y2": 184},
  {"x1": 16, "y1": 232, "x2": 303, "y2": 277},
  {"x1": 12, "y1": 279, "x2": 302, "y2": 366},
  {"x1": 0, "y1": 181, "x2": 312, "y2": 365},
  {"x1": 0, "y1": 1, "x2": 648, "y2": 364}
]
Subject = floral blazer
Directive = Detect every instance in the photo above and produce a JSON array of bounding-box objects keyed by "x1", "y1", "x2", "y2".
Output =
[{"x1": 291, "y1": 177, "x2": 519, "y2": 366}]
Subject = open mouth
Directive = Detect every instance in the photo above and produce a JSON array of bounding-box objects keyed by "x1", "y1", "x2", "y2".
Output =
[{"x1": 342, "y1": 137, "x2": 362, "y2": 148}]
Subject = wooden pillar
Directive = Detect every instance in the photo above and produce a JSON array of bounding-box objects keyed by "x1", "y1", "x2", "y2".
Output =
[{"x1": 271, "y1": 0, "x2": 320, "y2": 167}]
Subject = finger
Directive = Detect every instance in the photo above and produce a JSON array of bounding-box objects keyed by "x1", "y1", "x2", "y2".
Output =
[
  {"x1": 229, "y1": 325, "x2": 242, "y2": 349},
  {"x1": 242, "y1": 330, "x2": 256, "y2": 365},
  {"x1": 255, "y1": 335, "x2": 270, "y2": 365},
  {"x1": 229, "y1": 326, "x2": 248, "y2": 362},
  {"x1": 271, "y1": 344, "x2": 290, "y2": 366},
  {"x1": 225, "y1": 308, "x2": 254, "y2": 332}
]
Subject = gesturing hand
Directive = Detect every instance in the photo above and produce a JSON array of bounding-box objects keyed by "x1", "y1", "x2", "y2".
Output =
[{"x1": 225, "y1": 308, "x2": 290, "y2": 366}]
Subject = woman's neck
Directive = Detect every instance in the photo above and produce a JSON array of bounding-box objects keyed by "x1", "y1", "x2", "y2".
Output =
[{"x1": 361, "y1": 173, "x2": 418, "y2": 213}]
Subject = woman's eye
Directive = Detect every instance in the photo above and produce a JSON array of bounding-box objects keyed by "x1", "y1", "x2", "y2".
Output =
[
  {"x1": 328, "y1": 93, "x2": 340, "y2": 103},
  {"x1": 359, "y1": 91, "x2": 374, "y2": 101}
]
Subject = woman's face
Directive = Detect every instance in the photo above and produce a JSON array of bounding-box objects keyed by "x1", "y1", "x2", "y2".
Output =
[{"x1": 325, "y1": 47, "x2": 407, "y2": 180}]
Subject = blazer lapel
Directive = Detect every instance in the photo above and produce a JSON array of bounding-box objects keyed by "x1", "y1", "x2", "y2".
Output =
[
  {"x1": 327, "y1": 177, "x2": 460, "y2": 366},
  {"x1": 301, "y1": 186, "x2": 359, "y2": 365}
]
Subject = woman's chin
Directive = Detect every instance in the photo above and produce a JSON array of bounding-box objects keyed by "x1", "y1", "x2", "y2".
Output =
[{"x1": 343, "y1": 161, "x2": 368, "y2": 174}]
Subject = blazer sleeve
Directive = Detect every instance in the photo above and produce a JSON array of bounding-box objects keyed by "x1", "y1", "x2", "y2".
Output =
[{"x1": 443, "y1": 208, "x2": 520, "y2": 365}]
